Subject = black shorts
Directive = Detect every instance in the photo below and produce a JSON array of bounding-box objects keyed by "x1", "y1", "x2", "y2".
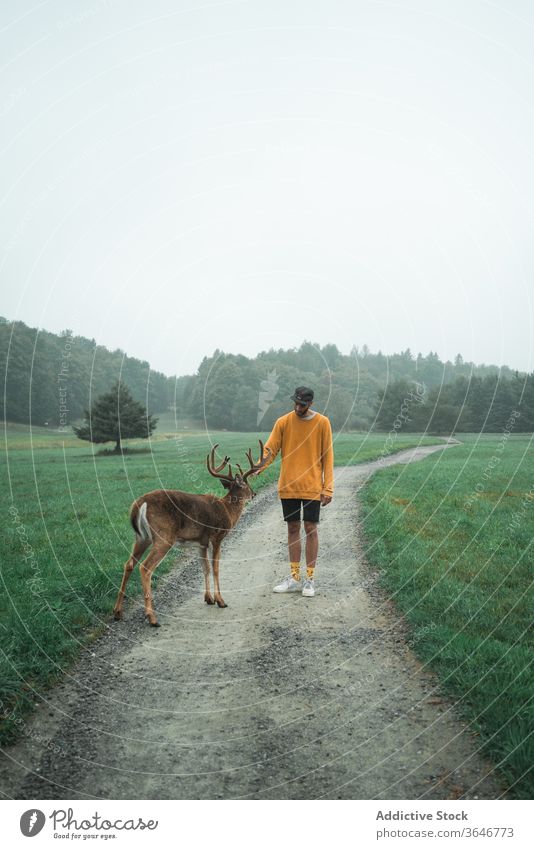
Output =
[{"x1": 281, "y1": 498, "x2": 321, "y2": 524}]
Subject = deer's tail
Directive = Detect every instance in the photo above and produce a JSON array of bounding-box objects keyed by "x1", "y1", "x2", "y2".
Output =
[{"x1": 130, "y1": 501, "x2": 152, "y2": 542}]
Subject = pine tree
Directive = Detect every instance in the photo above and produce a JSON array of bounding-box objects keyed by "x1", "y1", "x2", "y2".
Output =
[
  {"x1": 73, "y1": 381, "x2": 158, "y2": 452},
  {"x1": 374, "y1": 378, "x2": 424, "y2": 432}
]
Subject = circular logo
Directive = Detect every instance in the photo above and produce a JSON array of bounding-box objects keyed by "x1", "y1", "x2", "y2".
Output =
[{"x1": 20, "y1": 809, "x2": 46, "y2": 837}]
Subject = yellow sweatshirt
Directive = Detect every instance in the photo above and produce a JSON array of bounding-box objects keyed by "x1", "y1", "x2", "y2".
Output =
[{"x1": 259, "y1": 410, "x2": 334, "y2": 500}]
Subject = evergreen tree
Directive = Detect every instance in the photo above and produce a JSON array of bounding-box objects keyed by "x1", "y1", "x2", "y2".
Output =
[
  {"x1": 73, "y1": 381, "x2": 158, "y2": 452},
  {"x1": 514, "y1": 372, "x2": 534, "y2": 431},
  {"x1": 373, "y1": 379, "x2": 425, "y2": 432}
]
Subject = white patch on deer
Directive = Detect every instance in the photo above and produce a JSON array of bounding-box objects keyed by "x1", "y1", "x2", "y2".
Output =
[{"x1": 137, "y1": 501, "x2": 152, "y2": 542}]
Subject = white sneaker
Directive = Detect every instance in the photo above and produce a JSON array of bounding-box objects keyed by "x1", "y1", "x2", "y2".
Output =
[
  {"x1": 273, "y1": 575, "x2": 301, "y2": 593},
  {"x1": 302, "y1": 578, "x2": 315, "y2": 597}
]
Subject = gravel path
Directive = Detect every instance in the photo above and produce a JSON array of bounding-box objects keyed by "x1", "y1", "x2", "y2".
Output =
[{"x1": 0, "y1": 442, "x2": 508, "y2": 800}]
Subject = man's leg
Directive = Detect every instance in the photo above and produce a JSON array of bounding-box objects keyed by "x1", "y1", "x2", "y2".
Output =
[
  {"x1": 302, "y1": 500, "x2": 321, "y2": 596},
  {"x1": 287, "y1": 520, "x2": 302, "y2": 578},
  {"x1": 273, "y1": 502, "x2": 302, "y2": 592},
  {"x1": 304, "y1": 521, "x2": 318, "y2": 578}
]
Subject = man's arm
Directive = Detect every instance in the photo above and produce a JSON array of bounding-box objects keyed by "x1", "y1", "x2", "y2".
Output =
[
  {"x1": 255, "y1": 418, "x2": 283, "y2": 474},
  {"x1": 321, "y1": 417, "x2": 334, "y2": 503}
]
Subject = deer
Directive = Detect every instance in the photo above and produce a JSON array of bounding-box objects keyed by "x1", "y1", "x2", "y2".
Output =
[{"x1": 113, "y1": 440, "x2": 271, "y2": 626}]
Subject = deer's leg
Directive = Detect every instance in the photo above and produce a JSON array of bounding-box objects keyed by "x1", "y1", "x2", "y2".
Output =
[
  {"x1": 113, "y1": 537, "x2": 151, "y2": 620},
  {"x1": 139, "y1": 541, "x2": 173, "y2": 626},
  {"x1": 211, "y1": 539, "x2": 227, "y2": 608},
  {"x1": 201, "y1": 546, "x2": 214, "y2": 604}
]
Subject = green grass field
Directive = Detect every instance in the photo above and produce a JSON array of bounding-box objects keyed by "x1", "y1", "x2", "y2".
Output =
[
  {"x1": 360, "y1": 432, "x2": 534, "y2": 799},
  {"x1": 2, "y1": 422, "x2": 533, "y2": 799},
  {"x1": 1, "y1": 421, "x2": 440, "y2": 745}
]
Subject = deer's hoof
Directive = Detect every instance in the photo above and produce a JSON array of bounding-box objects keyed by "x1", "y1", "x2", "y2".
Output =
[
  {"x1": 149, "y1": 620, "x2": 161, "y2": 628},
  {"x1": 204, "y1": 594, "x2": 215, "y2": 605},
  {"x1": 113, "y1": 610, "x2": 122, "y2": 621},
  {"x1": 216, "y1": 599, "x2": 228, "y2": 609}
]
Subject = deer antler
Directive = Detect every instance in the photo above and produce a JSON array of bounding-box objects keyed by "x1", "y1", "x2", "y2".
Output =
[
  {"x1": 242, "y1": 440, "x2": 272, "y2": 481},
  {"x1": 206, "y1": 443, "x2": 234, "y2": 481}
]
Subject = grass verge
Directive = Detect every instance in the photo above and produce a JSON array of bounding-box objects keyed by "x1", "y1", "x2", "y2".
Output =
[{"x1": 359, "y1": 433, "x2": 534, "y2": 799}]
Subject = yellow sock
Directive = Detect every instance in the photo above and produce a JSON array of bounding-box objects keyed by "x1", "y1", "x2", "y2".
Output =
[
  {"x1": 290, "y1": 562, "x2": 300, "y2": 581},
  {"x1": 306, "y1": 565, "x2": 315, "y2": 580}
]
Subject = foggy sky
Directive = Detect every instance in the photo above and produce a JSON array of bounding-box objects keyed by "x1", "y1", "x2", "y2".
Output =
[{"x1": 1, "y1": 0, "x2": 533, "y2": 377}]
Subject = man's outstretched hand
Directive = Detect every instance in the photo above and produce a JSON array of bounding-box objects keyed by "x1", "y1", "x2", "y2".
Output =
[{"x1": 320, "y1": 494, "x2": 332, "y2": 506}]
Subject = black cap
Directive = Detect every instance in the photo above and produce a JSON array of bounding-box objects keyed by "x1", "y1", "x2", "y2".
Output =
[{"x1": 290, "y1": 386, "x2": 314, "y2": 404}]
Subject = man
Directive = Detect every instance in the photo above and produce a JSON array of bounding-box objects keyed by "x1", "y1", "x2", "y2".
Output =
[{"x1": 255, "y1": 386, "x2": 334, "y2": 598}]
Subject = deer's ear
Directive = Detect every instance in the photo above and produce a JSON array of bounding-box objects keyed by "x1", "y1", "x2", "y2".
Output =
[
  {"x1": 234, "y1": 473, "x2": 244, "y2": 486},
  {"x1": 220, "y1": 479, "x2": 232, "y2": 490}
]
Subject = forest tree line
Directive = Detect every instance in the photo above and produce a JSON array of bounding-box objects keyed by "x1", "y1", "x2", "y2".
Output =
[
  {"x1": 174, "y1": 343, "x2": 531, "y2": 432},
  {"x1": 374, "y1": 374, "x2": 534, "y2": 434},
  {"x1": 1, "y1": 317, "x2": 532, "y2": 433},
  {"x1": 0, "y1": 317, "x2": 173, "y2": 425}
]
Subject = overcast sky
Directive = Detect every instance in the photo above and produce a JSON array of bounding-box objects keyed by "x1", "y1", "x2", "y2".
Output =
[{"x1": 1, "y1": 0, "x2": 533, "y2": 377}]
